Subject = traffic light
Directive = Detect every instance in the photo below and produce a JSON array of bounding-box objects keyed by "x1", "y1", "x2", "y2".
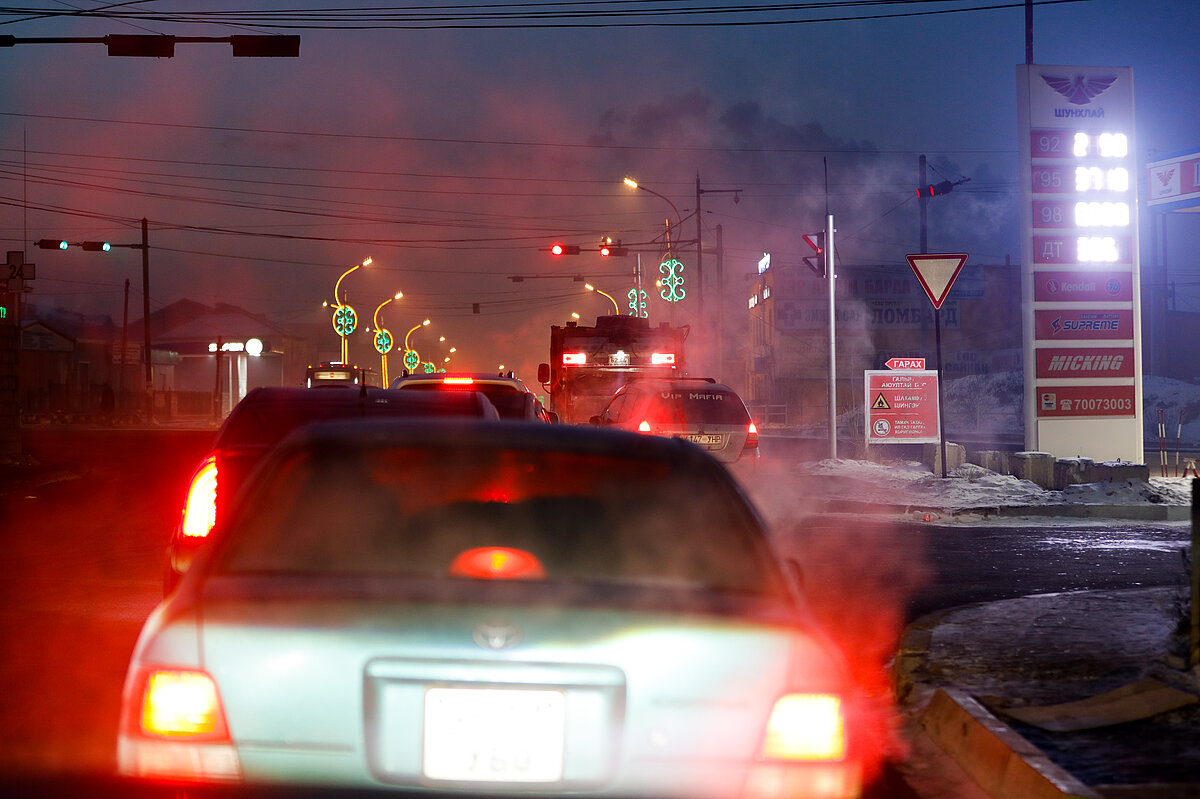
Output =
[
  {"x1": 36, "y1": 239, "x2": 67, "y2": 250},
  {"x1": 599, "y1": 244, "x2": 628, "y2": 257},
  {"x1": 82, "y1": 241, "x2": 112, "y2": 252},
  {"x1": 917, "y1": 180, "x2": 955, "y2": 197},
  {"x1": 551, "y1": 243, "x2": 581, "y2": 256},
  {"x1": 802, "y1": 233, "x2": 825, "y2": 277}
]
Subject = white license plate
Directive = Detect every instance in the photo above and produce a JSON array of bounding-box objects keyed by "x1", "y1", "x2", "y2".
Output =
[
  {"x1": 423, "y1": 687, "x2": 566, "y2": 783},
  {"x1": 683, "y1": 433, "x2": 724, "y2": 447}
]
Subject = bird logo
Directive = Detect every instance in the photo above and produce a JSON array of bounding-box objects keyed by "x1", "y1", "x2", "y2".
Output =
[
  {"x1": 1041, "y1": 73, "x2": 1118, "y2": 105},
  {"x1": 1155, "y1": 168, "x2": 1177, "y2": 188}
]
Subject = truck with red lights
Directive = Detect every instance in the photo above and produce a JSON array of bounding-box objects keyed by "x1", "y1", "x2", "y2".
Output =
[{"x1": 537, "y1": 315, "x2": 689, "y2": 425}]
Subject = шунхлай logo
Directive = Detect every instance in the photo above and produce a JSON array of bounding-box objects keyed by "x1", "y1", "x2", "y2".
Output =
[{"x1": 1041, "y1": 73, "x2": 1118, "y2": 105}]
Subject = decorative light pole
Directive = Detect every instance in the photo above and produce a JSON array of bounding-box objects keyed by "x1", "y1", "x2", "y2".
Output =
[
  {"x1": 326, "y1": 257, "x2": 371, "y2": 364},
  {"x1": 402, "y1": 319, "x2": 431, "y2": 375},
  {"x1": 371, "y1": 291, "x2": 403, "y2": 385}
]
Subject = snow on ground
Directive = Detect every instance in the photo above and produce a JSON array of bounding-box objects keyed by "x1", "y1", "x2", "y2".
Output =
[{"x1": 798, "y1": 456, "x2": 1195, "y2": 511}]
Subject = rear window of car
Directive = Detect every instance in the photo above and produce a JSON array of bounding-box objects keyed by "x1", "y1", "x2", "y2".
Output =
[
  {"x1": 642, "y1": 388, "x2": 750, "y2": 425},
  {"x1": 213, "y1": 442, "x2": 782, "y2": 597},
  {"x1": 217, "y1": 392, "x2": 487, "y2": 448},
  {"x1": 399, "y1": 382, "x2": 529, "y2": 420}
]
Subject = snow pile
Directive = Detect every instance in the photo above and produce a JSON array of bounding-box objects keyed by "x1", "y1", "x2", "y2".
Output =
[{"x1": 797, "y1": 456, "x2": 1195, "y2": 511}]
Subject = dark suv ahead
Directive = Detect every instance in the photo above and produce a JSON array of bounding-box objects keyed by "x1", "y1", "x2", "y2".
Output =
[
  {"x1": 592, "y1": 377, "x2": 759, "y2": 463},
  {"x1": 164, "y1": 386, "x2": 499, "y2": 593}
]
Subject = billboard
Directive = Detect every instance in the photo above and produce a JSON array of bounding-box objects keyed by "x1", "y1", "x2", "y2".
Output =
[{"x1": 1017, "y1": 64, "x2": 1142, "y2": 461}]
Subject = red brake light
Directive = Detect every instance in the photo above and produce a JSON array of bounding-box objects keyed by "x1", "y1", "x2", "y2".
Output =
[
  {"x1": 120, "y1": 668, "x2": 241, "y2": 782},
  {"x1": 562, "y1": 352, "x2": 586, "y2": 366},
  {"x1": 180, "y1": 455, "x2": 219, "y2": 538},
  {"x1": 140, "y1": 670, "x2": 229, "y2": 740},
  {"x1": 746, "y1": 421, "x2": 759, "y2": 449},
  {"x1": 637, "y1": 420, "x2": 652, "y2": 433},
  {"x1": 442, "y1": 376, "x2": 474, "y2": 385},
  {"x1": 761, "y1": 693, "x2": 846, "y2": 761},
  {"x1": 650, "y1": 352, "x2": 675, "y2": 365},
  {"x1": 448, "y1": 547, "x2": 546, "y2": 580}
]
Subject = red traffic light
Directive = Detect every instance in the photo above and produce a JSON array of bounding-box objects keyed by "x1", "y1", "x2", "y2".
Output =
[
  {"x1": 599, "y1": 245, "x2": 628, "y2": 257},
  {"x1": 917, "y1": 180, "x2": 955, "y2": 197},
  {"x1": 551, "y1": 243, "x2": 580, "y2": 256}
]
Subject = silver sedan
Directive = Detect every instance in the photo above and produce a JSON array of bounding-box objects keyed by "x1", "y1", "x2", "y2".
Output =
[{"x1": 119, "y1": 420, "x2": 863, "y2": 798}]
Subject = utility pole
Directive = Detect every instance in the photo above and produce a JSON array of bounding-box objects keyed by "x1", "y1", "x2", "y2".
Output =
[
  {"x1": 141, "y1": 218, "x2": 152, "y2": 419},
  {"x1": 695, "y1": 176, "x2": 741, "y2": 374},
  {"x1": 826, "y1": 213, "x2": 837, "y2": 459}
]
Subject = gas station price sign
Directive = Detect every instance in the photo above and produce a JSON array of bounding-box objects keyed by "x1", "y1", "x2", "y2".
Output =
[{"x1": 1017, "y1": 64, "x2": 1142, "y2": 461}]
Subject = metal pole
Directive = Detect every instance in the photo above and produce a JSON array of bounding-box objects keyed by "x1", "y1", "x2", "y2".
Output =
[
  {"x1": 1191, "y1": 477, "x2": 1198, "y2": 667},
  {"x1": 118, "y1": 278, "x2": 128, "y2": 414},
  {"x1": 935, "y1": 308, "x2": 948, "y2": 478},
  {"x1": 715, "y1": 224, "x2": 724, "y2": 378},
  {"x1": 140, "y1": 218, "x2": 153, "y2": 421},
  {"x1": 1024, "y1": 0, "x2": 1034, "y2": 65},
  {"x1": 826, "y1": 212, "x2": 837, "y2": 459},
  {"x1": 695, "y1": 175, "x2": 704, "y2": 318}
]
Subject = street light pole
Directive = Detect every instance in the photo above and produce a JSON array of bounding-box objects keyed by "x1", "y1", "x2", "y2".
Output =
[{"x1": 585, "y1": 283, "x2": 620, "y2": 315}]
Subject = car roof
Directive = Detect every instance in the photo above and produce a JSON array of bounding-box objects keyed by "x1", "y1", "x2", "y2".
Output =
[
  {"x1": 215, "y1": 386, "x2": 500, "y2": 449},
  {"x1": 621, "y1": 377, "x2": 736, "y2": 392},
  {"x1": 280, "y1": 417, "x2": 717, "y2": 464},
  {"x1": 389, "y1": 372, "x2": 532, "y2": 391}
]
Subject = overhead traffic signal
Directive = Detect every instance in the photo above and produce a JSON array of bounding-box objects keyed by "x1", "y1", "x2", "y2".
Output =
[
  {"x1": 802, "y1": 233, "x2": 825, "y2": 277},
  {"x1": 551, "y1": 243, "x2": 581, "y2": 256},
  {"x1": 599, "y1": 244, "x2": 628, "y2": 257},
  {"x1": 36, "y1": 239, "x2": 112, "y2": 251},
  {"x1": 917, "y1": 180, "x2": 955, "y2": 198}
]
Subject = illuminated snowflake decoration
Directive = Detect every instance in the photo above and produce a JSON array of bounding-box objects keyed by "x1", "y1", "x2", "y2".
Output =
[
  {"x1": 332, "y1": 305, "x2": 357, "y2": 337},
  {"x1": 403, "y1": 349, "x2": 420, "y2": 370},
  {"x1": 659, "y1": 259, "x2": 686, "y2": 303},
  {"x1": 627, "y1": 287, "x2": 647, "y2": 318},
  {"x1": 374, "y1": 328, "x2": 393, "y2": 354},
  {"x1": 422, "y1": 361, "x2": 436, "y2": 373}
]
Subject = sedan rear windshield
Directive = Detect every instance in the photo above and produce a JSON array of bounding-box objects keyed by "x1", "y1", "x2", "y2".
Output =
[
  {"x1": 213, "y1": 443, "x2": 783, "y2": 597},
  {"x1": 399, "y1": 383, "x2": 529, "y2": 420}
]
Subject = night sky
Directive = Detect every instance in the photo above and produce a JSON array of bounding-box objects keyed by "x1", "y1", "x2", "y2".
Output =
[{"x1": 2, "y1": 0, "x2": 1197, "y2": 379}]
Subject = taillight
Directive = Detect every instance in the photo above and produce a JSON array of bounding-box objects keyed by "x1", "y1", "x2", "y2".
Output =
[
  {"x1": 120, "y1": 668, "x2": 241, "y2": 781},
  {"x1": 637, "y1": 420, "x2": 652, "y2": 433},
  {"x1": 180, "y1": 454, "x2": 218, "y2": 538},
  {"x1": 761, "y1": 693, "x2": 846, "y2": 761},
  {"x1": 745, "y1": 421, "x2": 759, "y2": 450},
  {"x1": 448, "y1": 547, "x2": 546, "y2": 580},
  {"x1": 443, "y1": 376, "x2": 474, "y2": 385},
  {"x1": 141, "y1": 670, "x2": 228, "y2": 739}
]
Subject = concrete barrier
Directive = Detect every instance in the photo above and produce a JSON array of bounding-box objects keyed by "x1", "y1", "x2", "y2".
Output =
[
  {"x1": 925, "y1": 442, "x2": 966, "y2": 473},
  {"x1": 1092, "y1": 461, "x2": 1150, "y2": 483},
  {"x1": 1011, "y1": 451, "x2": 1056, "y2": 489},
  {"x1": 1054, "y1": 457, "x2": 1095, "y2": 490},
  {"x1": 973, "y1": 450, "x2": 1011, "y2": 475}
]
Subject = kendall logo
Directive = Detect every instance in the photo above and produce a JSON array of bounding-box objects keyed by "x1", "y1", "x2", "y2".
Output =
[{"x1": 1041, "y1": 73, "x2": 1117, "y2": 105}]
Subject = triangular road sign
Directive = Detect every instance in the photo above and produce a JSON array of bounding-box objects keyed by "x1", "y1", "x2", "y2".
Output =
[
  {"x1": 906, "y1": 253, "x2": 969, "y2": 310},
  {"x1": 872, "y1": 393, "x2": 891, "y2": 410}
]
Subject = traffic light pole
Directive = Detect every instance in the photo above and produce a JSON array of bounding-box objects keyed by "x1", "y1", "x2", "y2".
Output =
[{"x1": 826, "y1": 213, "x2": 837, "y2": 459}]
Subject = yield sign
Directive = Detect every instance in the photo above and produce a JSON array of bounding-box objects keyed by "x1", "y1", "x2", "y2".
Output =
[{"x1": 905, "y1": 253, "x2": 968, "y2": 310}]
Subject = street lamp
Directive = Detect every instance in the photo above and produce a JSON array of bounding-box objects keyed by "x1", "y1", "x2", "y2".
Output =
[
  {"x1": 403, "y1": 318, "x2": 431, "y2": 374},
  {"x1": 623, "y1": 177, "x2": 682, "y2": 251},
  {"x1": 329, "y1": 257, "x2": 372, "y2": 364},
  {"x1": 585, "y1": 283, "x2": 620, "y2": 315},
  {"x1": 371, "y1": 291, "x2": 403, "y2": 385}
]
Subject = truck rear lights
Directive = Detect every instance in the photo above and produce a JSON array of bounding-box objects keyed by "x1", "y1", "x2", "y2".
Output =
[
  {"x1": 180, "y1": 455, "x2": 219, "y2": 539},
  {"x1": 650, "y1": 352, "x2": 676, "y2": 365},
  {"x1": 562, "y1": 352, "x2": 587, "y2": 366}
]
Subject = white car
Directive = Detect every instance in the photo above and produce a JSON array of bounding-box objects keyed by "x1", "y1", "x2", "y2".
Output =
[{"x1": 120, "y1": 420, "x2": 862, "y2": 799}]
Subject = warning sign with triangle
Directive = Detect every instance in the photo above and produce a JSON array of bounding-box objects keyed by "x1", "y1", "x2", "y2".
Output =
[
  {"x1": 872, "y1": 393, "x2": 891, "y2": 410},
  {"x1": 905, "y1": 253, "x2": 969, "y2": 310}
]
